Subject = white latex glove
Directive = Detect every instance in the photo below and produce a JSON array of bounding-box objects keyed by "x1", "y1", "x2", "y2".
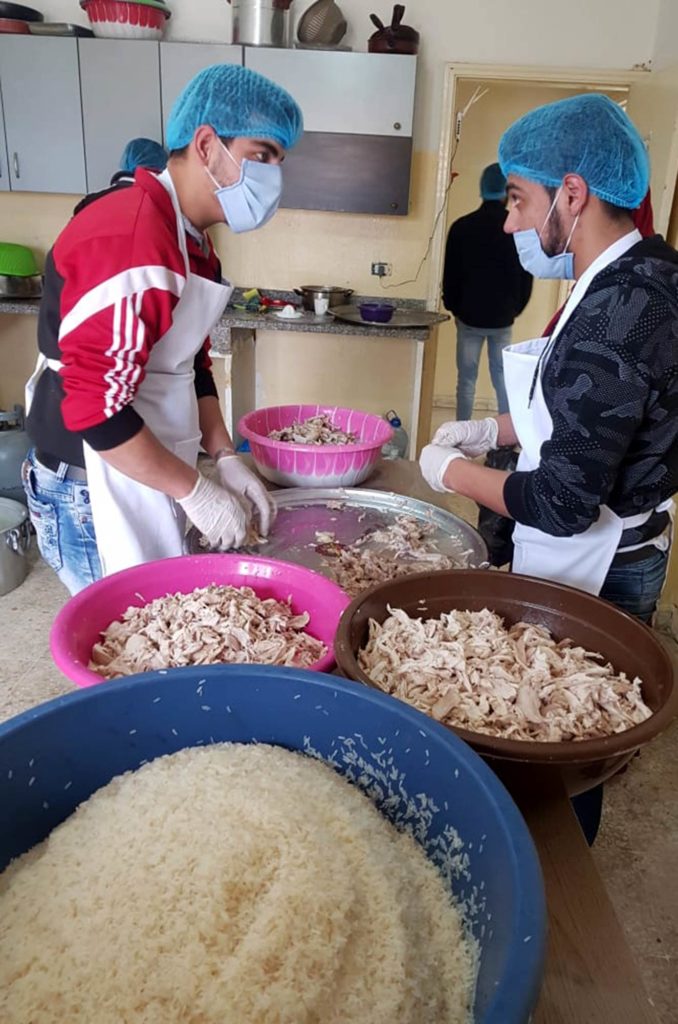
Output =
[
  {"x1": 216, "y1": 455, "x2": 275, "y2": 536},
  {"x1": 178, "y1": 474, "x2": 249, "y2": 551},
  {"x1": 419, "y1": 444, "x2": 467, "y2": 493},
  {"x1": 431, "y1": 417, "x2": 499, "y2": 458}
]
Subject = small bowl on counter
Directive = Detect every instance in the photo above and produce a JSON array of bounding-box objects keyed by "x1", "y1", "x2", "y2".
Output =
[
  {"x1": 238, "y1": 404, "x2": 394, "y2": 488},
  {"x1": 50, "y1": 553, "x2": 351, "y2": 687},
  {"x1": 334, "y1": 569, "x2": 677, "y2": 796},
  {"x1": 358, "y1": 301, "x2": 395, "y2": 324}
]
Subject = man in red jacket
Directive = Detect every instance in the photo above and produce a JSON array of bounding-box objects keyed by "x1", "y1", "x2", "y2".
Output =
[{"x1": 23, "y1": 64, "x2": 303, "y2": 593}]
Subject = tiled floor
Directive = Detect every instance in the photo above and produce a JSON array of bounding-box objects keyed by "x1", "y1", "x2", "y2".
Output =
[{"x1": 1, "y1": 552, "x2": 676, "y2": 1021}]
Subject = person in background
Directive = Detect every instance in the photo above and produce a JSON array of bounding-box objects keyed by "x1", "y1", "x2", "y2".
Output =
[
  {"x1": 23, "y1": 64, "x2": 303, "y2": 594},
  {"x1": 73, "y1": 137, "x2": 168, "y2": 216},
  {"x1": 442, "y1": 162, "x2": 533, "y2": 420}
]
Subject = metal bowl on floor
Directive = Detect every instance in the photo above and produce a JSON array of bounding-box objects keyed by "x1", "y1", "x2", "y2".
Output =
[{"x1": 334, "y1": 569, "x2": 677, "y2": 796}]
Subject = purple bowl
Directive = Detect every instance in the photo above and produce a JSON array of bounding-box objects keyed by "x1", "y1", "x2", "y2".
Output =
[{"x1": 359, "y1": 302, "x2": 395, "y2": 323}]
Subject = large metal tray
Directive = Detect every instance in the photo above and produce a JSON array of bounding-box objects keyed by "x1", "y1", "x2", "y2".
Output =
[
  {"x1": 329, "y1": 305, "x2": 449, "y2": 329},
  {"x1": 189, "y1": 487, "x2": 488, "y2": 572}
]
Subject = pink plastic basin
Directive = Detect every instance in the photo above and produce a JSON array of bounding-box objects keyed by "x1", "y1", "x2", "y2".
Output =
[
  {"x1": 50, "y1": 554, "x2": 351, "y2": 688},
  {"x1": 238, "y1": 404, "x2": 394, "y2": 488}
]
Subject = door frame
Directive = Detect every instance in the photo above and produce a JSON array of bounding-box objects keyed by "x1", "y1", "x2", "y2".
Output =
[{"x1": 426, "y1": 62, "x2": 650, "y2": 309}]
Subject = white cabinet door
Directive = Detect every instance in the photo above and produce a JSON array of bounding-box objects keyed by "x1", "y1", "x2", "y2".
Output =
[
  {"x1": 0, "y1": 37, "x2": 86, "y2": 194},
  {"x1": 79, "y1": 40, "x2": 163, "y2": 193},
  {"x1": 244, "y1": 50, "x2": 416, "y2": 137},
  {"x1": 160, "y1": 43, "x2": 243, "y2": 143},
  {"x1": 0, "y1": 84, "x2": 9, "y2": 192}
]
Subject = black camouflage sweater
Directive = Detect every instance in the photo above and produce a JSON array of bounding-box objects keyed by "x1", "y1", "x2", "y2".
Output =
[{"x1": 504, "y1": 235, "x2": 678, "y2": 543}]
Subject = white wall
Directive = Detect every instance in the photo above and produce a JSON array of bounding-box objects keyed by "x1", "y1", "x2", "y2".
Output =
[
  {"x1": 652, "y1": 0, "x2": 678, "y2": 70},
  {"x1": 41, "y1": 0, "x2": 661, "y2": 149}
]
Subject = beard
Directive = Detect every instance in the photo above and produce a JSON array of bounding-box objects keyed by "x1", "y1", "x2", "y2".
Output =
[{"x1": 541, "y1": 205, "x2": 569, "y2": 257}]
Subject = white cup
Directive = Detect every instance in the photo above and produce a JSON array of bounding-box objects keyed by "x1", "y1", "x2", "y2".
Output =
[{"x1": 314, "y1": 296, "x2": 330, "y2": 316}]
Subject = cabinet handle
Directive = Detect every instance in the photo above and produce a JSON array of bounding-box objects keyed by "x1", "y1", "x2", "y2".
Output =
[
  {"x1": 393, "y1": 122, "x2": 402, "y2": 131},
  {"x1": 12, "y1": 152, "x2": 20, "y2": 179}
]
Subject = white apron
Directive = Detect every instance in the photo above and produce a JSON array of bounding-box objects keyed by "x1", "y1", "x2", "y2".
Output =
[
  {"x1": 503, "y1": 230, "x2": 672, "y2": 596},
  {"x1": 26, "y1": 172, "x2": 232, "y2": 576}
]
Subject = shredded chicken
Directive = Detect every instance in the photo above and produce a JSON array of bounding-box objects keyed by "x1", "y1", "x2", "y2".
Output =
[
  {"x1": 316, "y1": 516, "x2": 468, "y2": 598},
  {"x1": 269, "y1": 414, "x2": 358, "y2": 446},
  {"x1": 89, "y1": 585, "x2": 326, "y2": 679},
  {"x1": 358, "y1": 607, "x2": 652, "y2": 742}
]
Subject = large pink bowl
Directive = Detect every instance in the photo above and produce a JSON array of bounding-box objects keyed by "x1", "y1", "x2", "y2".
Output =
[
  {"x1": 50, "y1": 554, "x2": 351, "y2": 688},
  {"x1": 238, "y1": 404, "x2": 394, "y2": 488}
]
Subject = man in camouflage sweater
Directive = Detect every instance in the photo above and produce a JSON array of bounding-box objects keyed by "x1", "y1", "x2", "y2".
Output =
[{"x1": 420, "y1": 94, "x2": 677, "y2": 623}]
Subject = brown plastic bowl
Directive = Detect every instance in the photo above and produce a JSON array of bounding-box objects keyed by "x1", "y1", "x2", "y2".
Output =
[{"x1": 334, "y1": 569, "x2": 677, "y2": 796}]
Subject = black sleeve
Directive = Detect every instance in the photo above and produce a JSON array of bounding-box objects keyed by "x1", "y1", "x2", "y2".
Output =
[
  {"x1": 82, "y1": 405, "x2": 145, "y2": 451},
  {"x1": 442, "y1": 224, "x2": 461, "y2": 313},
  {"x1": 503, "y1": 288, "x2": 657, "y2": 536},
  {"x1": 515, "y1": 266, "x2": 533, "y2": 316},
  {"x1": 194, "y1": 350, "x2": 218, "y2": 400}
]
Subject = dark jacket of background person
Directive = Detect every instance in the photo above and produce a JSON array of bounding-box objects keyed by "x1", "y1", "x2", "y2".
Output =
[{"x1": 443, "y1": 200, "x2": 533, "y2": 328}]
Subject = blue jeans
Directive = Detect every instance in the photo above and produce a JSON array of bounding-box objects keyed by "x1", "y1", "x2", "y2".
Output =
[
  {"x1": 22, "y1": 449, "x2": 102, "y2": 595},
  {"x1": 455, "y1": 319, "x2": 512, "y2": 421},
  {"x1": 599, "y1": 546, "x2": 670, "y2": 624},
  {"x1": 572, "y1": 545, "x2": 669, "y2": 845}
]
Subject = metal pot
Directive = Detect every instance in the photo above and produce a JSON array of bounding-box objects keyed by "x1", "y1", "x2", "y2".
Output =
[
  {"x1": 0, "y1": 497, "x2": 30, "y2": 595},
  {"x1": 0, "y1": 274, "x2": 42, "y2": 299},
  {"x1": 294, "y1": 285, "x2": 354, "y2": 311},
  {"x1": 229, "y1": 0, "x2": 293, "y2": 47}
]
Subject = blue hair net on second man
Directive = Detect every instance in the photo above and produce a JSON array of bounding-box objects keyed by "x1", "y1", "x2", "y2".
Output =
[
  {"x1": 120, "y1": 138, "x2": 168, "y2": 173},
  {"x1": 165, "y1": 63, "x2": 303, "y2": 153},
  {"x1": 480, "y1": 163, "x2": 506, "y2": 201},
  {"x1": 498, "y1": 93, "x2": 649, "y2": 208}
]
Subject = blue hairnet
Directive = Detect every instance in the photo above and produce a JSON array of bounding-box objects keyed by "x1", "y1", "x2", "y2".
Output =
[
  {"x1": 498, "y1": 94, "x2": 649, "y2": 208},
  {"x1": 120, "y1": 137, "x2": 168, "y2": 173},
  {"x1": 165, "y1": 63, "x2": 303, "y2": 152},
  {"x1": 480, "y1": 162, "x2": 506, "y2": 200}
]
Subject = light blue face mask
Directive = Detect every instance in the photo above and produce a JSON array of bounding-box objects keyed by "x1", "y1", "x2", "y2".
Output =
[
  {"x1": 206, "y1": 140, "x2": 282, "y2": 233},
  {"x1": 512, "y1": 187, "x2": 579, "y2": 279}
]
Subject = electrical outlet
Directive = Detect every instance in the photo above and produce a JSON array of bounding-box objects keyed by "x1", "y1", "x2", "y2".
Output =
[{"x1": 371, "y1": 262, "x2": 392, "y2": 277}]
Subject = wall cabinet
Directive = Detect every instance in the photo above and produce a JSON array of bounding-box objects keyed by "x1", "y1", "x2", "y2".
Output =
[
  {"x1": 245, "y1": 48, "x2": 416, "y2": 216},
  {"x1": 244, "y1": 50, "x2": 416, "y2": 138},
  {"x1": 0, "y1": 86, "x2": 8, "y2": 193},
  {"x1": 0, "y1": 38, "x2": 416, "y2": 214},
  {"x1": 0, "y1": 37, "x2": 86, "y2": 194},
  {"x1": 79, "y1": 40, "x2": 163, "y2": 193}
]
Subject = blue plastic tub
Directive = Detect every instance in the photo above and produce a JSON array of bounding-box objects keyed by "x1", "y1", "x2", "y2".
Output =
[{"x1": 0, "y1": 667, "x2": 545, "y2": 1023}]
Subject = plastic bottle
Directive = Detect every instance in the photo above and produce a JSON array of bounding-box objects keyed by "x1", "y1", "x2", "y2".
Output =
[{"x1": 381, "y1": 410, "x2": 409, "y2": 459}]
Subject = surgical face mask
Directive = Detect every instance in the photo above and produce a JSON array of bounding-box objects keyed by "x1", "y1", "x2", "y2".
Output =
[
  {"x1": 205, "y1": 140, "x2": 282, "y2": 233},
  {"x1": 512, "y1": 187, "x2": 579, "y2": 279}
]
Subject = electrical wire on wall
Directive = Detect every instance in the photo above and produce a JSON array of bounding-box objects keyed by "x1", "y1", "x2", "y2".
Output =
[{"x1": 380, "y1": 85, "x2": 489, "y2": 292}]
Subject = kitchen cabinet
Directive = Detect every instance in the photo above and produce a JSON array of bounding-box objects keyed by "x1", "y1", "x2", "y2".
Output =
[
  {"x1": 160, "y1": 43, "x2": 243, "y2": 143},
  {"x1": 79, "y1": 40, "x2": 163, "y2": 193},
  {"x1": 0, "y1": 37, "x2": 86, "y2": 194},
  {"x1": 244, "y1": 48, "x2": 417, "y2": 216},
  {"x1": 244, "y1": 50, "x2": 416, "y2": 137},
  {"x1": 0, "y1": 85, "x2": 8, "y2": 193}
]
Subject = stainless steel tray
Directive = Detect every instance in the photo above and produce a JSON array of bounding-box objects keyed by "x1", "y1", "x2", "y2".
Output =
[
  {"x1": 189, "y1": 487, "x2": 488, "y2": 571},
  {"x1": 28, "y1": 22, "x2": 94, "y2": 35},
  {"x1": 329, "y1": 305, "x2": 449, "y2": 329}
]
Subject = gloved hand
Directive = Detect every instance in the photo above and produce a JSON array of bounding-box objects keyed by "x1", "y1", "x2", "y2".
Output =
[
  {"x1": 431, "y1": 417, "x2": 499, "y2": 458},
  {"x1": 419, "y1": 445, "x2": 467, "y2": 493},
  {"x1": 178, "y1": 474, "x2": 249, "y2": 551},
  {"x1": 216, "y1": 455, "x2": 275, "y2": 536}
]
